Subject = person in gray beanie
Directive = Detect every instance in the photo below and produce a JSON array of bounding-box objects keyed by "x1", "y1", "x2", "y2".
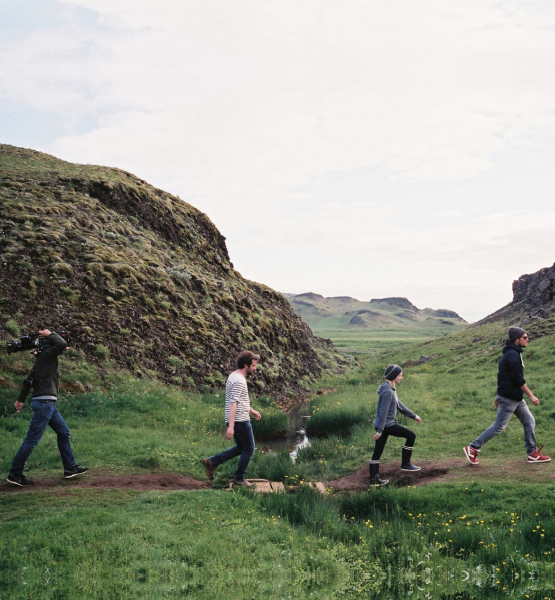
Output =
[
  {"x1": 464, "y1": 326, "x2": 550, "y2": 465},
  {"x1": 369, "y1": 365, "x2": 423, "y2": 485}
]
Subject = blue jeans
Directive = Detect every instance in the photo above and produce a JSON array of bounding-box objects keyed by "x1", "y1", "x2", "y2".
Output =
[
  {"x1": 471, "y1": 395, "x2": 536, "y2": 455},
  {"x1": 209, "y1": 421, "x2": 255, "y2": 482},
  {"x1": 9, "y1": 400, "x2": 76, "y2": 477}
]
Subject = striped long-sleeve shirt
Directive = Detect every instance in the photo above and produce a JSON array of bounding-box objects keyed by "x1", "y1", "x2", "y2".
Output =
[{"x1": 224, "y1": 371, "x2": 251, "y2": 423}]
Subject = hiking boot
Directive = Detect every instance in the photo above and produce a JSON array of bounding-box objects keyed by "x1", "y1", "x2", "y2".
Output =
[
  {"x1": 64, "y1": 465, "x2": 89, "y2": 479},
  {"x1": 232, "y1": 479, "x2": 253, "y2": 487},
  {"x1": 400, "y1": 463, "x2": 421, "y2": 472},
  {"x1": 401, "y1": 447, "x2": 421, "y2": 472},
  {"x1": 369, "y1": 475, "x2": 389, "y2": 486},
  {"x1": 463, "y1": 445, "x2": 479, "y2": 465},
  {"x1": 6, "y1": 474, "x2": 34, "y2": 487},
  {"x1": 202, "y1": 458, "x2": 215, "y2": 480},
  {"x1": 527, "y1": 445, "x2": 551, "y2": 463},
  {"x1": 369, "y1": 460, "x2": 389, "y2": 486}
]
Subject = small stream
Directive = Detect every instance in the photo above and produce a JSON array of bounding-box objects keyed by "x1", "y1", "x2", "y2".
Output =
[
  {"x1": 287, "y1": 401, "x2": 311, "y2": 463},
  {"x1": 260, "y1": 401, "x2": 312, "y2": 462}
]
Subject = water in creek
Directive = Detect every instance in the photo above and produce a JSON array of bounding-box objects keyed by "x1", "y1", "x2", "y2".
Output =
[
  {"x1": 258, "y1": 401, "x2": 312, "y2": 462},
  {"x1": 286, "y1": 401, "x2": 311, "y2": 463}
]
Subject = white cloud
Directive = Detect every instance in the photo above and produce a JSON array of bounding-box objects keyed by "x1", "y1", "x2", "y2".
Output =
[
  {"x1": 3, "y1": 1, "x2": 552, "y2": 198},
  {"x1": 2, "y1": 1, "x2": 555, "y2": 320}
]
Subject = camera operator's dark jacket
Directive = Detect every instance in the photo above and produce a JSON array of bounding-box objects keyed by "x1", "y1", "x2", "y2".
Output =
[
  {"x1": 497, "y1": 341, "x2": 526, "y2": 401},
  {"x1": 17, "y1": 333, "x2": 67, "y2": 403}
]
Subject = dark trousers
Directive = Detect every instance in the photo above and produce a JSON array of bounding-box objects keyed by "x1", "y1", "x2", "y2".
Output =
[
  {"x1": 10, "y1": 399, "x2": 76, "y2": 476},
  {"x1": 371, "y1": 424, "x2": 416, "y2": 461},
  {"x1": 209, "y1": 421, "x2": 255, "y2": 482}
]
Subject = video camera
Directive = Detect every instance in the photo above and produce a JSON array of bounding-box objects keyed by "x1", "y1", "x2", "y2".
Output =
[{"x1": 6, "y1": 331, "x2": 70, "y2": 356}]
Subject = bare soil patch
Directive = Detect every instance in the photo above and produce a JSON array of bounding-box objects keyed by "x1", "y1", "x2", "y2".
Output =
[
  {"x1": 0, "y1": 471, "x2": 210, "y2": 494},
  {"x1": 327, "y1": 461, "x2": 453, "y2": 491},
  {"x1": 327, "y1": 457, "x2": 555, "y2": 491}
]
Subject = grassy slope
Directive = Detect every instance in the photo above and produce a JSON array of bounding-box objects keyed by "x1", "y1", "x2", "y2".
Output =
[
  {"x1": 3, "y1": 315, "x2": 555, "y2": 597},
  {"x1": 0, "y1": 144, "x2": 341, "y2": 400}
]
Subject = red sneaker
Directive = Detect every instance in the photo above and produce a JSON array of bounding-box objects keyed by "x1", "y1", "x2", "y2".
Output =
[
  {"x1": 527, "y1": 445, "x2": 551, "y2": 463},
  {"x1": 464, "y1": 445, "x2": 479, "y2": 465}
]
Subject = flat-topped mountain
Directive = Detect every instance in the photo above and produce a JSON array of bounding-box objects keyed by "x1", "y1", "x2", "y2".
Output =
[
  {"x1": 369, "y1": 297, "x2": 419, "y2": 311},
  {"x1": 283, "y1": 292, "x2": 467, "y2": 333},
  {"x1": 0, "y1": 144, "x2": 342, "y2": 399}
]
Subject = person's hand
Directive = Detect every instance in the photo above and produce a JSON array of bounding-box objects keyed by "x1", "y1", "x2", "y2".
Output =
[
  {"x1": 494, "y1": 399, "x2": 500, "y2": 409},
  {"x1": 251, "y1": 410, "x2": 261, "y2": 420},
  {"x1": 38, "y1": 329, "x2": 51, "y2": 337},
  {"x1": 530, "y1": 395, "x2": 540, "y2": 406},
  {"x1": 373, "y1": 433, "x2": 381, "y2": 441},
  {"x1": 15, "y1": 401, "x2": 24, "y2": 413},
  {"x1": 225, "y1": 426, "x2": 234, "y2": 440},
  {"x1": 416, "y1": 416, "x2": 423, "y2": 424}
]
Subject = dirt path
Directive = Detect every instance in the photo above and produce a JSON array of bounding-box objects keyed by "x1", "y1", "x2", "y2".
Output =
[
  {"x1": 327, "y1": 458, "x2": 555, "y2": 491},
  {"x1": 0, "y1": 471, "x2": 210, "y2": 494},
  {"x1": 2, "y1": 459, "x2": 553, "y2": 495}
]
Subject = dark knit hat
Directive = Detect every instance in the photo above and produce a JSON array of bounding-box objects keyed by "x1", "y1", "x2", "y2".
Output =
[
  {"x1": 384, "y1": 364, "x2": 402, "y2": 380},
  {"x1": 508, "y1": 327, "x2": 527, "y2": 342}
]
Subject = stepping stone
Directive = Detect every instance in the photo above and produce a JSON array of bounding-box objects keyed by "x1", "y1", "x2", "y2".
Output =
[
  {"x1": 253, "y1": 481, "x2": 273, "y2": 493},
  {"x1": 270, "y1": 481, "x2": 285, "y2": 493},
  {"x1": 315, "y1": 482, "x2": 327, "y2": 494},
  {"x1": 225, "y1": 479, "x2": 323, "y2": 494}
]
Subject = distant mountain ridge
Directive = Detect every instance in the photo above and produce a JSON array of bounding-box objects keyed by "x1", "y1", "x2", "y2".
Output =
[{"x1": 283, "y1": 293, "x2": 467, "y2": 333}]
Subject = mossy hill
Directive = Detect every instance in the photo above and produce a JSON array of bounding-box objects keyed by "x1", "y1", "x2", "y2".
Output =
[
  {"x1": 0, "y1": 144, "x2": 342, "y2": 400},
  {"x1": 283, "y1": 292, "x2": 467, "y2": 334}
]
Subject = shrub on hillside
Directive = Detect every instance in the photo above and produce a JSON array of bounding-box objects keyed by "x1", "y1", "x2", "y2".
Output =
[
  {"x1": 4, "y1": 319, "x2": 21, "y2": 337},
  {"x1": 306, "y1": 405, "x2": 367, "y2": 438},
  {"x1": 95, "y1": 344, "x2": 111, "y2": 359}
]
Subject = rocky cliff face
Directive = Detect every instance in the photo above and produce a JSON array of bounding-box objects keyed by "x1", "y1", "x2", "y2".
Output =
[
  {"x1": 0, "y1": 145, "x2": 342, "y2": 400},
  {"x1": 512, "y1": 263, "x2": 555, "y2": 308},
  {"x1": 477, "y1": 261, "x2": 555, "y2": 332}
]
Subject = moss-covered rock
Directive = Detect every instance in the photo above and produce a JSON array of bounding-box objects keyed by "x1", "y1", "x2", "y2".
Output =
[{"x1": 0, "y1": 144, "x2": 343, "y2": 400}]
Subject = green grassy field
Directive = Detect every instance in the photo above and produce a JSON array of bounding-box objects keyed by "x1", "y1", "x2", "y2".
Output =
[
  {"x1": 2, "y1": 319, "x2": 555, "y2": 598},
  {"x1": 311, "y1": 324, "x2": 454, "y2": 353},
  {"x1": 283, "y1": 293, "x2": 468, "y2": 354}
]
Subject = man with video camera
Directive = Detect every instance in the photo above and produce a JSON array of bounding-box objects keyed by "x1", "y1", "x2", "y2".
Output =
[{"x1": 6, "y1": 329, "x2": 88, "y2": 487}]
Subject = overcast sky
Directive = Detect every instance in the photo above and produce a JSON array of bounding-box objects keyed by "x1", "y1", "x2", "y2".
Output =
[{"x1": 2, "y1": 1, "x2": 555, "y2": 322}]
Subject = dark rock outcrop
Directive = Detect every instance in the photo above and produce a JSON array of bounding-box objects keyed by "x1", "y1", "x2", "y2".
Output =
[
  {"x1": 476, "y1": 262, "x2": 555, "y2": 338},
  {"x1": 513, "y1": 263, "x2": 555, "y2": 308},
  {"x1": 401, "y1": 354, "x2": 438, "y2": 367}
]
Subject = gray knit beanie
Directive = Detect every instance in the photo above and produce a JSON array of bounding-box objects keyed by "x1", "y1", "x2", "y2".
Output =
[
  {"x1": 508, "y1": 327, "x2": 527, "y2": 342},
  {"x1": 384, "y1": 364, "x2": 403, "y2": 380}
]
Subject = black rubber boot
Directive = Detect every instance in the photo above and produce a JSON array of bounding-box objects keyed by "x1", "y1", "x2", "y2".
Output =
[
  {"x1": 369, "y1": 460, "x2": 389, "y2": 485},
  {"x1": 401, "y1": 447, "x2": 421, "y2": 472}
]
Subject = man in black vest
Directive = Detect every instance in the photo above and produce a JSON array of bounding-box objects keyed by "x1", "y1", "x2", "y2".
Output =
[
  {"x1": 464, "y1": 327, "x2": 550, "y2": 465},
  {"x1": 6, "y1": 329, "x2": 89, "y2": 486}
]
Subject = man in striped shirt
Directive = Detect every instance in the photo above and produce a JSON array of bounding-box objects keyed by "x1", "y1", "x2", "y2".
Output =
[{"x1": 203, "y1": 351, "x2": 262, "y2": 486}]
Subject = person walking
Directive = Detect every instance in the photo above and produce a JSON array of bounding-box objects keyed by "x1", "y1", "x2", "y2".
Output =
[
  {"x1": 464, "y1": 327, "x2": 550, "y2": 465},
  {"x1": 6, "y1": 329, "x2": 89, "y2": 487},
  {"x1": 202, "y1": 351, "x2": 262, "y2": 486},
  {"x1": 369, "y1": 364, "x2": 423, "y2": 485}
]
